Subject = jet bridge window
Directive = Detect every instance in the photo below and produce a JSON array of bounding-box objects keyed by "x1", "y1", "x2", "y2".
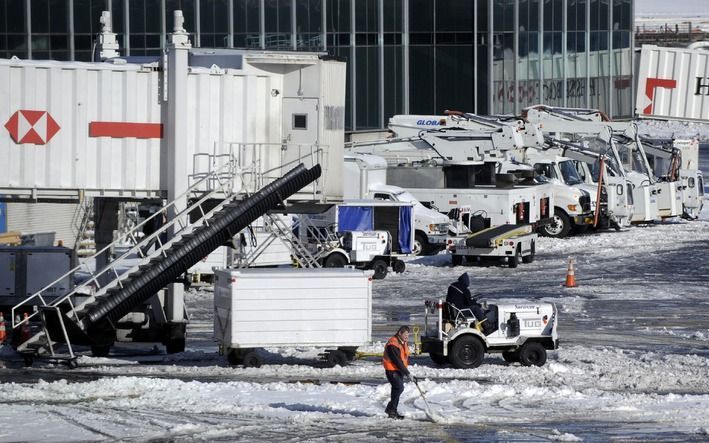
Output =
[{"x1": 293, "y1": 114, "x2": 308, "y2": 130}]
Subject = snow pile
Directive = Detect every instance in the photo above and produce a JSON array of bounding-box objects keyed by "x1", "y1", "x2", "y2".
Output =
[{"x1": 637, "y1": 119, "x2": 709, "y2": 142}]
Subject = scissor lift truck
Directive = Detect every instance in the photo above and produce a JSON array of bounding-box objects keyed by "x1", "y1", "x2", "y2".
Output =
[
  {"x1": 421, "y1": 298, "x2": 559, "y2": 369},
  {"x1": 448, "y1": 224, "x2": 536, "y2": 268}
]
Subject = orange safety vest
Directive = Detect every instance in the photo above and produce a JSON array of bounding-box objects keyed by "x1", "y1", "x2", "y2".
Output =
[{"x1": 382, "y1": 335, "x2": 409, "y2": 371}]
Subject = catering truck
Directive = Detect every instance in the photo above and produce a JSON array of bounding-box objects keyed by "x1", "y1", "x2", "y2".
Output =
[
  {"x1": 344, "y1": 153, "x2": 449, "y2": 255},
  {"x1": 296, "y1": 201, "x2": 415, "y2": 279}
]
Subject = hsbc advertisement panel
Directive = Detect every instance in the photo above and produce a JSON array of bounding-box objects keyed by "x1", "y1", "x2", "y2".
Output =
[{"x1": 636, "y1": 44, "x2": 709, "y2": 122}]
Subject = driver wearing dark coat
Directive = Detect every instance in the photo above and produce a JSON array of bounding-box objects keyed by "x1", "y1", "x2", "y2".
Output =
[{"x1": 446, "y1": 272, "x2": 486, "y2": 321}]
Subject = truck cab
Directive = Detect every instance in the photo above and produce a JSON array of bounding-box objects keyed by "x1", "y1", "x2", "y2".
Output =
[{"x1": 506, "y1": 152, "x2": 595, "y2": 237}]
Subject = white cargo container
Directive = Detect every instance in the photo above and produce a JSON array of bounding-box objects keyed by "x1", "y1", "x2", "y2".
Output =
[
  {"x1": 636, "y1": 44, "x2": 709, "y2": 122},
  {"x1": 213, "y1": 268, "x2": 373, "y2": 367}
]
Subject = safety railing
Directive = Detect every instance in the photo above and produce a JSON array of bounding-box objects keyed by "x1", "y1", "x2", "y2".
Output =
[
  {"x1": 12, "y1": 157, "x2": 240, "y2": 330},
  {"x1": 216, "y1": 142, "x2": 327, "y2": 201}
]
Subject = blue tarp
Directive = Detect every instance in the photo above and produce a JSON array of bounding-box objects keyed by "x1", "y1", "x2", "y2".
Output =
[
  {"x1": 0, "y1": 202, "x2": 5, "y2": 233},
  {"x1": 337, "y1": 206, "x2": 373, "y2": 232},
  {"x1": 398, "y1": 206, "x2": 412, "y2": 253}
]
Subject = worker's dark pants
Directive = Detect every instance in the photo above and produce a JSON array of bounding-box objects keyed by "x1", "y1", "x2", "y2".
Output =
[{"x1": 385, "y1": 370, "x2": 405, "y2": 413}]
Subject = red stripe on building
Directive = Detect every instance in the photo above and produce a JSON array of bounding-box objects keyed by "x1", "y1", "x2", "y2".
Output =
[{"x1": 89, "y1": 122, "x2": 163, "y2": 139}]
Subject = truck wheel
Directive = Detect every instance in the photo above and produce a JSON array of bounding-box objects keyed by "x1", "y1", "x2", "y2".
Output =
[
  {"x1": 519, "y1": 342, "x2": 547, "y2": 367},
  {"x1": 509, "y1": 246, "x2": 521, "y2": 268},
  {"x1": 429, "y1": 352, "x2": 448, "y2": 366},
  {"x1": 242, "y1": 350, "x2": 262, "y2": 368},
  {"x1": 502, "y1": 350, "x2": 520, "y2": 363},
  {"x1": 451, "y1": 255, "x2": 463, "y2": 266},
  {"x1": 413, "y1": 233, "x2": 428, "y2": 256},
  {"x1": 326, "y1": 350, "x2": 348, "y2": 367},
  {"x1": 542, "y1": 209, "x2": 571, "y2": 238},
  {"x1": 392, "y1": 260, "x2": 405, "y2": 274},
  {"x1": 449, "y1": 336, "x2": 485, "y2": 369},
  {"x1": 522, "y1": 242, "x2": 535, "y2": 264},
  {"x1": 324, "y1": 253, "x2": 347, "y2": 268},
  {"x1": 371, "y1": 259, "x2": 388, "y2": 279}
]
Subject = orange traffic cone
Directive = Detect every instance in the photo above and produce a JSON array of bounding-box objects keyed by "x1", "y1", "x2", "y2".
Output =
[
  {"x1": 20, "y1": 313, "x2": 32, "y2": 342},
  {"x1": 563, "y1": 257, "x2": 577, "y2": 288},
  {"x1": 0, "y1": 312, "x2": 6, "y2": 344}
]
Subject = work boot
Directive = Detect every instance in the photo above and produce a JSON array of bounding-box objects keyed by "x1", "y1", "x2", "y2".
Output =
[{"x1": 387, "y1": 410, "x2": 404, "y2": 420}]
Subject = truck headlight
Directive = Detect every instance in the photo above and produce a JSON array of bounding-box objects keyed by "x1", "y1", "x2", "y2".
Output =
[{"x1": 567, "y1": 204, "x2": 577, "y2": 212}]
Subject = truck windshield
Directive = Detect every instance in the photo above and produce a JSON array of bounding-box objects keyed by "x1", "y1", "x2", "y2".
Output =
[
  {"x1": 395, "y1": 190, "x2": 426, "y2": 208},
  {"x1": 534, "y1": 163, "x2": 557, "y2": 180},
  {"x1": 559, "y1": 160, "x2": 583, "y2": 185}
]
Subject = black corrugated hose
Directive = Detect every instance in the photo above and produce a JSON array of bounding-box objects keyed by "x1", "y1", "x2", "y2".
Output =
[{"x1": 81, "y1": 164, "x2": 322, "y2": 333}]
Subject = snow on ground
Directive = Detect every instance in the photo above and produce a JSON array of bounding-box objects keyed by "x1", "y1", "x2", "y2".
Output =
[
  {"x1": 2, "y1": 208, "x2": 709, "y2": 442},
  {"x1": 0, "y1": 144, "x2": 708, "y2": 442}
]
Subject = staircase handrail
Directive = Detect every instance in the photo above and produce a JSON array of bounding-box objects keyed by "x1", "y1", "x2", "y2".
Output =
[{"x1": 11, "y1": 157, "x2": 238, "y2": 329}]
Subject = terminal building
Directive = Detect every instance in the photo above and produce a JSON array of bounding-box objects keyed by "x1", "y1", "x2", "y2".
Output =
[{"x1": 0, "y1": 0, "x2": 634, "y2": 129}]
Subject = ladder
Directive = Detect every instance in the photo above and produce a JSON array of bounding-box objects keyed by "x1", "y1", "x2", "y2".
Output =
[{"x1": 11, "y1": 157, "x2": 242, "y2": 356}]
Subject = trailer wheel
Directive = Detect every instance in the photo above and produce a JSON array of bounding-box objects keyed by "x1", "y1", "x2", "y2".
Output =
[
  {"x1": 165, "y1": 338, "x2": 185, "y2": 354},
  {"x1": 338, "y1": 347, "x2": 358, "y2": 361},
  {"x1": 429, "y1": 352, "x2": 448, "y2": 366},
  {"x1": 502, "y1": 350, "x2": 520, "y2": 363},
  {"x1": 449, "y1": 336, "x2": 485, "y2": 369},
  {"x1": 324, "y1": 253, "x2": 347, "y2": 268},
  {"x1": 242, "y1": 350, "x2": 262, "y2": 368},
  {"x1": 392, "y1": 260, "x2": 405, "y2": 274},
  {"x1": 451, "y1": 255, "x2": 463, "y2": 267},
  {"x1": 541, "y1": 209, "x2": 571, "y2": 238},
  {"x1": 22, "y1": 353, "x2": 34, "y2": 367},
  {"x1": 326, "y1": 350, "x2": 348, "y2": 367},
  {"x1": 91, "y1": 344, "x2": 112, "y2": 357},
  {"x1": 519, "y1": 342, "x2": 547, "y2": 367},
  {"x1": 509, "y1": 246, "x2": 521, "y2": 268},
  {"x1": 522, "y1": 241, "x2": 535, "y2": 264},
  {"x1": 227, "y1": 349, "x2": 243, "y2": 366},
  {"x1": 371, "y1": 259, "x2": 388, "y2": 279}
]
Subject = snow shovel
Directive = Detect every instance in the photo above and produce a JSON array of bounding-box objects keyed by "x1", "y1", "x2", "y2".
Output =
[{"x1": 413, "y1": 378, "x2": 441, "y2": 423}]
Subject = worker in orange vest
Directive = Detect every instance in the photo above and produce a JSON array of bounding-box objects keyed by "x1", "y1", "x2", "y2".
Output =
[{"x1": 382, "y1": 325, "x2": 417, "y2": 419}]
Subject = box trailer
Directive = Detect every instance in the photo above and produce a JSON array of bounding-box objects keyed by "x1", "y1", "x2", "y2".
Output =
[
  {"x1": 213, "y1": 268, "x2": 372, "y2": 367},
  {"x1": 636, "y1": 44, "x2": 709, "y2": 122}
]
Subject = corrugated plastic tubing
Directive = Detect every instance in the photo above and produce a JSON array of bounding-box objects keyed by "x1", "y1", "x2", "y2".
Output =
[{"x1": 81, "y1": 164, "x2": 321, "y2": 332}]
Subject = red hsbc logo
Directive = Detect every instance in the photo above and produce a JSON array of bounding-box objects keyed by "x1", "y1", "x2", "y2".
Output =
[
  {"x1": 4, "y1": 110, "x2": 60, "y2": 145},
  {"x1": 643, "y1": 77, "x2": 677, "y2": 114}
]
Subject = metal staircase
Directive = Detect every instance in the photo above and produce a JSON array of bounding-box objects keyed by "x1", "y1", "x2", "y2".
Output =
[
  {"x1": 234, "y1": 214, "x2": 322, "y2": 269},
  {"x1": 11, "y1": 161, "x2": 322, "y2": 364}
]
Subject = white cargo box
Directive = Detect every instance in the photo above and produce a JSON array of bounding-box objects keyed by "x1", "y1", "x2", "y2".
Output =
[{"x1": 214, "y1": 268, "x2": 372, "y2": 349}]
